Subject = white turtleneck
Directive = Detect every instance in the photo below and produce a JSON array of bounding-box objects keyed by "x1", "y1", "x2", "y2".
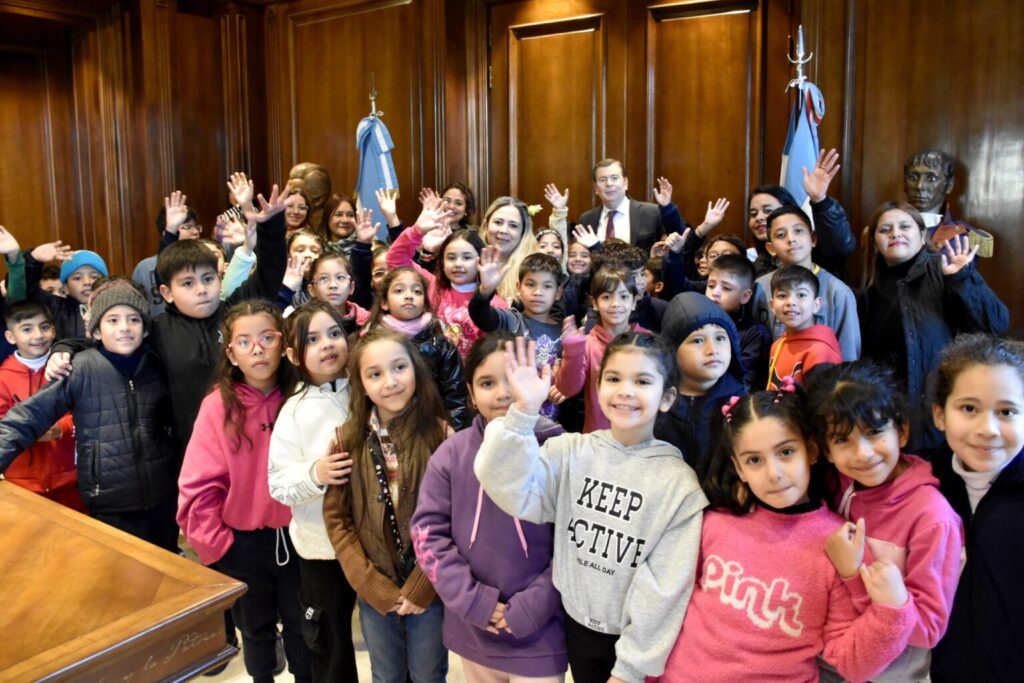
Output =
[
  {"x1": 951, "y1": 452, "x2": 1011, "y2": 513},
  {"x1": 13, "y1": 351, "x2": 49, "y2": 372}
]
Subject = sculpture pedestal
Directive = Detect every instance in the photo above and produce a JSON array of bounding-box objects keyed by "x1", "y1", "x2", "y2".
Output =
[{"x1": 0, "y1": 481, "x2": 246, "y2": 681}]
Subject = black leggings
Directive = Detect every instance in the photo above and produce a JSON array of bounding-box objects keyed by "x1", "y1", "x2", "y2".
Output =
[{"x1": 565, "y1": 611, "x2": 620, "y2": 683}]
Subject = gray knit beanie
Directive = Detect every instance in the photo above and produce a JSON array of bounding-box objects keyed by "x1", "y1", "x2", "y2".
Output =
[{"x1": 87, "y1": 280, "x2": 151, "y2": 337}]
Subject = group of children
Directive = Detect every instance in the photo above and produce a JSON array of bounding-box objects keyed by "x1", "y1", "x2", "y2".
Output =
[{"x1": 0, "y1": 160, "x2": 1017, "y2": 683}]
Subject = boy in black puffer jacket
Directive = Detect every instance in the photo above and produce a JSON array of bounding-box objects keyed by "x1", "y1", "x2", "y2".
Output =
[{"x1": 0, "y1": 279, "x2": 179, "y2": 551}]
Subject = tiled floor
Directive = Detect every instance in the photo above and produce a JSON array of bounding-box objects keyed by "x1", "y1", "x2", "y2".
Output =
[{"x1": 207, "y1": 612, "x2": 468, "y2": 682}]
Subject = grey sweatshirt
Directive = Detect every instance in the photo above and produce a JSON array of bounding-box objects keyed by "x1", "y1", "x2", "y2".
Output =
[{"x1": 474, "y1": 405, "x2": 707, "y2": 683}]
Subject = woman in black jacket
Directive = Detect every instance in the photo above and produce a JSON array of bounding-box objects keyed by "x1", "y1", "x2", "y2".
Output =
[{"x1": 859, "y1": 201, "x2": 1008, "y2": 453}]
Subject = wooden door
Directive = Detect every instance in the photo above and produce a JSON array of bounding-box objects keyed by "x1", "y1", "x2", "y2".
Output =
[
  {"x1": 487, "y1": 0, "x2": 792, "y2": 237},
  {"x1": 487, "y1": 0, "x2": 627, "y2": 226}
]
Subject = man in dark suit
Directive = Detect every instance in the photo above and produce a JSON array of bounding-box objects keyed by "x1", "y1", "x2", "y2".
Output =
[{"x1": 577, "y1": 159, "x2": 676, "y2": 254}]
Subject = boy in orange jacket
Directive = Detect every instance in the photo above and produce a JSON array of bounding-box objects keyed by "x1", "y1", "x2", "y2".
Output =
[{"x1": 0, "y1": 301, "x2": 81, "y2": 510}]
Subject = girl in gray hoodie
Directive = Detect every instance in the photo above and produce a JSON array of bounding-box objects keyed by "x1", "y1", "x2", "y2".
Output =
[{"x1": 476, "y1": 333, "x2": 707, "y2": 683}]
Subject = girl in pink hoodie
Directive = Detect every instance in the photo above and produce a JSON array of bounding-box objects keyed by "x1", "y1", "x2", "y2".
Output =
[
  {"x1": 387, "y1": 202, "x2": 507, "y2": 358},
  {"x1": 555, "y1": 265, "x2": 647, "y2": 432},
  {"x1": 805, "y1": 361, "x2": 964, "y2": 682},
  {"x1": 656, "y1": 388, "x2": 915, "y2": 683},
  {"x1": 177, "y1": 300, "x2": 312, "y2": 683}
]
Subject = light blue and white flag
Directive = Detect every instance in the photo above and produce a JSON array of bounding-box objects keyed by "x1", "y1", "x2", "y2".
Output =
[
  {"x1": 356, "y1": 115, "x2": 397, "y2": 241},
  {"x1": 780, "y1": 81, "x2": 825, "y2": 208}
]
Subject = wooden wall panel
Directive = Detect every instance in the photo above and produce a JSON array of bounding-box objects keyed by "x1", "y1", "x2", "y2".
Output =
[
  {"x1": 0, "y1": 50, "x2": 65, "y2": 252},
  {"x1": 647, "y1": 2, "x2": 758, "y2": 234},
  {"x1": 803, "y1": 0, "x2": 1024, "y2": 333},
  {"x1": 509, "y1": 17, "x2": 604, "y2": 211},
  {"x1": 488, "y1": 0, "x2": 626, "y2": 224},
  {"x1": 170, "y1": 8, "x2": 228, "y2": 234},
  {"x1": 266, "y1": 0, "x2": 442, "y2": 225}
]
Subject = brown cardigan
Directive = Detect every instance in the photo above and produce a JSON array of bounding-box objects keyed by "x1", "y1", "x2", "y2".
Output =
[{"x1": 323, "y1": 420, "x2": 446, "y2": 615}]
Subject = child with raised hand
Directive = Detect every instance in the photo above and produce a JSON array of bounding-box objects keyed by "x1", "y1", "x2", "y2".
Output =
[
  {"x1": 804, "y1": 361, "x2": 963, "y2": 682},
  {"x1": 654, "y1": 292, "x2": 747, "y2": 474},
  {"x1": 412, "y1": 331, "x2": 568, "y2": 682},
  {"x1": 470, "y1": 250, "x2": 565, "y2": 419},
  {"x1": 661, "y1": 195, "x2": 730, "y2": 294},
  {"x1": 555, "y1": 266, "x2": 646, "y2": 432},
  {"x1": 476, "y1": 334, "x2": 706, "y2": 683},
  {"x1": 387, "y1": 201, "x2": 507, "y2": 357},
  {"x1": 0, "y1": 301, "x2": 81, "y2": 510},
  {"x1": 766, "y1": 264, "x2": 842, "y2": 388},
  {"x1": 25, "y1": 240, "x2": 101, "y2": 339},
  {"x1": 657, "y1": 386, "x2": 915, "y2": 683},
  {"x1": 750, "y1": 204, "x2": 861, "y2": 361},
  {"x1": 177, "y1": 300, "x2": 311, "y2": 683},
  {"x1": 860, "y1": 201, "x2": 1008, "y2": 454},
  {"x1": 927, "y1": 334, "x2": 1024, "y2": 682},
  {"x1": 268, "y1": 300, "x2": 358, "y2": 682},
  {"x1": 366, "y1": 266, "x2": 469, "y2": 430},
  {"x1": 322, "y1": 328, "x2": 452, "y2": 683},
  {"x1": 0, "y1": 279, "x2": 179, "y2": 549}
]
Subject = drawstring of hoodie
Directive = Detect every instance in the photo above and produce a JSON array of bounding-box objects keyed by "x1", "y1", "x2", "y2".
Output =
[
  {"x1": 275, "y1": 527, "x2": 290, "y2": 567},
  {"x1": 838, "y1": 482, "x2": 856, "y2": 519},
  {"x1": 470, "y1": 484, "x2": 529, "y2": 558}
]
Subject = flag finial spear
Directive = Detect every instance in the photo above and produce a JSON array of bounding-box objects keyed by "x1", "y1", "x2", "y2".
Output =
[
  {"x1": 786, "y1": 25, "x2": 813, "y2": 91},
  {"x1": 368, "y1": 72, "x2": 384, "y2": 118}
]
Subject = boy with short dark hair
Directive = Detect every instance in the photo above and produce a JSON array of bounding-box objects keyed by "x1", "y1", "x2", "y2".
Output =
[
  {"x1": 644, "y1": 256, "x2": 665, "y2": 299},
  {"x1": 751, "y1": 204, "x2": 860, "y2": 360},
  {"x1": 471, "y1": 250, "x2": 565, "y2": 418},
  {"x1": 0, "y1": 301, "x2": 81, "y2": 510},
  {"x1": 766, "y1": 264, "x2": 841, "y2": 389},
  {"x1": 50, "y1": 188, "x2": 287, "y2": 456},
  {"x1": 0, "y1": 280, "x2": 179, "y2": 550},
  {"x1": 706, "y1": 253, "x2": 771, "y2": 389},
  {"x1": 655, "y1": 292, "x2": 747, "y2": 472}
]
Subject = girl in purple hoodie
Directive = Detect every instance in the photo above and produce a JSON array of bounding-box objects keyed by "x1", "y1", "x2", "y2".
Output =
[{"x1": 412, "y1": 331, "x2": 568, "y2": 682}]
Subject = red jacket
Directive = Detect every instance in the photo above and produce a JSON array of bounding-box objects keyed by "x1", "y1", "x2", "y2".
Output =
[
  {"x1": 767, "y1": 324, "x2": 842, "y2": 389},
  {"x1": 0, "y1": 354, "x2": 77, "y2": 497}
]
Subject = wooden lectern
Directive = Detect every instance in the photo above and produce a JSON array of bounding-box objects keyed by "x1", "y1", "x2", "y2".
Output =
[{"x1": 0, "y1": 481, "x2": 246, "y2": 682}]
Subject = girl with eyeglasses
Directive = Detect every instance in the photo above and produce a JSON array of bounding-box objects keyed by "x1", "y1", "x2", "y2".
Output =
[{"x1": 178, "y1": 300, "x2": 312, "y2": 683}]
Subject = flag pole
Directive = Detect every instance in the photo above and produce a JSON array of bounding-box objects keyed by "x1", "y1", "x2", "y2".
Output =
[
  {"x1": 786, "y1": 25, "x2": 813, "y2": 91},
  {"x1": 368, "y1": 72, "x2": 384, "y2": 118}
]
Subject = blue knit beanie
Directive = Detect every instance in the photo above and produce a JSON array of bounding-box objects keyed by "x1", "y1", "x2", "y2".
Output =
[
  {"x1": 60, "y1": 250, "x2": 109, "y2": 284},
  {"x1": 661, "y1": 291, "x2": 745, "y2": 380}
]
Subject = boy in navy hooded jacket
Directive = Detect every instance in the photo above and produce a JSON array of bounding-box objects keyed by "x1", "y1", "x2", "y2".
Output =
[{"x1": 655, "y1": 292, "x2": 747, "y2": 475}]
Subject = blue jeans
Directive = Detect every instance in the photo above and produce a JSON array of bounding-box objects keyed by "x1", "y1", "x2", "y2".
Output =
[{"x1": 357, "y1": 599, "x2": 447, "y2": 683}]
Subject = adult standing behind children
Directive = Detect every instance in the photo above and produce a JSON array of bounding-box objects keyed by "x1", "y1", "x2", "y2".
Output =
[
  {"x1": 0, "y1": 280, "x2": 179, "y2": 551},
  {"x1": 859, "y1": 201, "x2": 1007, "y2": 454},
  {"x1": 577, "y1": 160, "x2": 678, "y2": 254}
]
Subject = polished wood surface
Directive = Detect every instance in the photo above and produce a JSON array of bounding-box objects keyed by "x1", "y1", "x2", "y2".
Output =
[{"x1": 0, "y1": 481, "x2": 245, "y2": 682}]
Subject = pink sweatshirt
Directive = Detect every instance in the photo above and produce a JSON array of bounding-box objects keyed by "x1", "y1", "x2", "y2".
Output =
[
  {"x1": 177, "y1": 384, "x2": 292, "y2": 565},
  {"x1": 386, "y1": 226, "x2": 506, "y2": 357},
  {"x1": 656, "y1": 506, "x2": 915, "y2": 683},
  {"x1": 833, "y1": 453, "x2": 964, "y2": 680},
  {"x1": 554, "y1": 323, "x2": 647, "y2": 433}
]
